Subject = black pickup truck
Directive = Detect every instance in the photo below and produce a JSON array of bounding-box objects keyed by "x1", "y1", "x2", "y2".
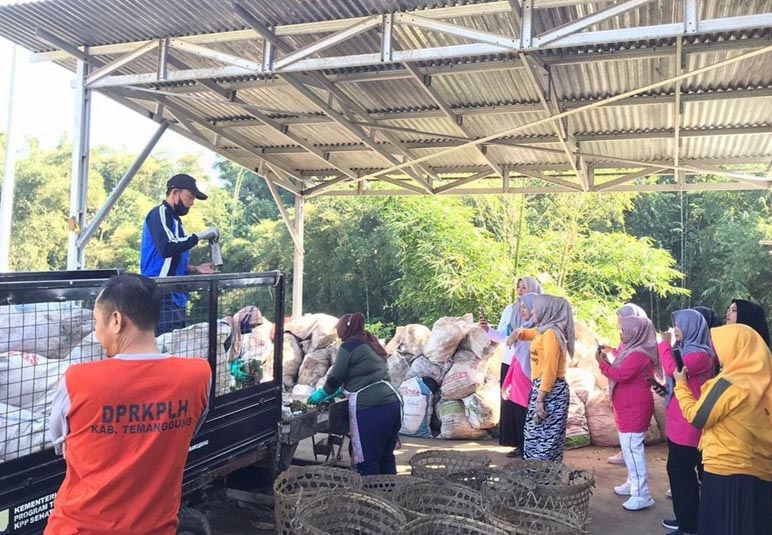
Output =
[{"x1": 0, "y1": 270, "x2": 284, "y2": 535}]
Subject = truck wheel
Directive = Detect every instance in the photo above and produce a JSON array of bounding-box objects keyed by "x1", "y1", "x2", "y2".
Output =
[{"x1": 177, "y1": 507, "x2": 212, "y2": 535}]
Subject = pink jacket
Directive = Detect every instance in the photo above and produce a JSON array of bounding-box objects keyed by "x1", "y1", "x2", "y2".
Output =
[
  {"x1": 599, "y1": 351, "x2": 654, "y2": 433},
  {"x1": 659, "y1": 341, "x2": 714, "y2": 447},
  {"x1": 501, "y1": 358, "x2": 532, "y2": 408}
]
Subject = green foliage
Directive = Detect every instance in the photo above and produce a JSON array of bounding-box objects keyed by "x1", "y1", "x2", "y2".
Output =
[
  {"x1": 383, "y1": 196, "x2": 512, "y2": 324},
  {"x1": 629, "y1": 188, "x2": 772, "y2": 328},
  {"x1": 366, "y1": 321, "x2": 397, "y2": 341}
]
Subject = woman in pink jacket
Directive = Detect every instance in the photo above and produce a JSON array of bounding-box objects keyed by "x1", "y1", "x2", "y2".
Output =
[
  {"x1": 597, "y1": 316, "x2": 658, "y2": 511},
  {"x1": 660, "y1": 309, "x2": 716, "y2": 535}
]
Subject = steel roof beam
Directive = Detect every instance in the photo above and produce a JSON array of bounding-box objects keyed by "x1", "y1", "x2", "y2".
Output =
[
  {"x1": 85, "y1": 40, "x2": 158, "y2": 87},
  {"x1": 434, "y1": 171, "x2": 492, "y2": 193},
  {"x1": 314, "y1": 180, "x2": 766, "y2": 197},
  {"x1": 403, "y1": 62, "x2": 502, "y2": 177},
  {"x1": 107, "y1": 92, "x2": 301, "y2": 194},
  {"x1": 233, "y1": 6, "x2": 435, "y2": 192},
  {"x1": 247, "y1": 124, "x2": 772, "y2": 155},
  {"x1": 535, "y1": 0, "x2": 656, "y2": 47},
  {"x1": 296, "y1": 157, "x2": 770, "y2": 178},
  {"x1": 519, "y1": 53, "x2": 587, "y2": 189},
  {"x1": 354, "y1": 38, "x2": 772, "y2": 182},
  {"x1": 166, "y1": 59, "x2": 361, "y2": 181},
  {"x1": 263, "y1": 170, "x2": 304, "y2": 253},
  {"x1": 593, "y1": 166, "x2": 664, "y2": 191},
  {"x1": 206, "y1": 86, "x2": 772, "y2": 128},
  {"x1": 81, "y1": 10, "x2": 772, "y2": 88},
  {"x1": 152, "y1": 36, "x2": 772, "y2": 94}
]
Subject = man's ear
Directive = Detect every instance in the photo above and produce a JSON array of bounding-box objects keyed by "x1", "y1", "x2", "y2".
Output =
[{"x1": 110, "y1": 310, "x2": 125, "y2": 332}]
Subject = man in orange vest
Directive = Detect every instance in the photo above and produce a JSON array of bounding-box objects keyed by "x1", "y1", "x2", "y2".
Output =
[{"x1": 45, "y1": 273, "x2": 211, "y2": 535}]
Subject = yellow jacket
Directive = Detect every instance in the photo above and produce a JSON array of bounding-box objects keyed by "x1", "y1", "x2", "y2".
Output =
[
  {"x1": 674, "y1": 324, "x2": 772, "y2": 481},
  {"x1": 520, "y1": 328, "x2": 566, "y2": 393}
]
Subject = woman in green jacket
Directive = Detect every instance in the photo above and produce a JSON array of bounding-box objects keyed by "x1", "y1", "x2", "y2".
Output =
[{"x1": 308, "y1": 313, "x2": 401, "y2": 475}]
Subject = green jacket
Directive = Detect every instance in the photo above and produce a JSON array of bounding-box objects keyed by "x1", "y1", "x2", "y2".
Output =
[{"x1": 323, "y1": 339, "x2": 400, "y2": 410}]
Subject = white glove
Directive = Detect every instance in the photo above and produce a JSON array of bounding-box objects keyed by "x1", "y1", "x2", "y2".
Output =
[{"x1": 196, "y1": 227, "x2": 219, "y2": 242}]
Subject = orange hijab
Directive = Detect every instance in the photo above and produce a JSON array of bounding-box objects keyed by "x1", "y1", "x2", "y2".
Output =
[{"x1": 710, "y1": 324, "x2": 772, "y2": 425}]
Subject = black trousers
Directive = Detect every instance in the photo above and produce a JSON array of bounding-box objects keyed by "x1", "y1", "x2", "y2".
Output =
[
  {"x1": 667, "y1": 439, "x2": 701, "y2": 533},
  {"x1": 499, "y1": 363, "x2": 527, "y2": 450},
  {"x1": 699, "y1": 471, "x2": 772, "y2": 535}
]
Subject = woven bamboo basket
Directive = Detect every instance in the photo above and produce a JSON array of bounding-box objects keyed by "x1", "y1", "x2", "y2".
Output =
[
  {"x1": 447, "y1": 467, "x2": 537, "y2": 495},
  {"x1": 409, "y1": 449, "x2": 491, "y2": 479},
  {"x1": 361, "y1": 474, "x2": 426, "y2": 501},
  {"x1": 273, "y1": 466, "x2": 362, "y2": 535},
  {"x1": 403, "y1": 514, "x2": 510, "y2": 535},
  {"x1": 497, "y1": 460, "x2": 595, "y2": 524},
  {"x1": 392, "y1": 480, "x2": 489, "y2": 522},
  {"x1": 487, "y1": 502, "x2": 584, "y2": 535},
  {"x1": 292, "y1": 489, "x2": 406, "y2": 535}
]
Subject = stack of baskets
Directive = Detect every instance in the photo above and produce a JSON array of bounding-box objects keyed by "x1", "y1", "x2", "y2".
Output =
[{"x1": 281, "y1": 450, "x2": 595, "y2": 535}]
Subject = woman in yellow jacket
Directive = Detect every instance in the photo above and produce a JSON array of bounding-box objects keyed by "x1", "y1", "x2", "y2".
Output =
[
  {"x1": 674, "y1": 323, "x2": 772, "y2": 535},
  {"x1": 509, "y1": 294, "x2": 574, "y2": 462}
]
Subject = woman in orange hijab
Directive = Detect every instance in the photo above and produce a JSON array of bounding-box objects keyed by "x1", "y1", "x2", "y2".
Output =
[{"x1": 673, "y1": 323, "x2": 772, "y2": 535}]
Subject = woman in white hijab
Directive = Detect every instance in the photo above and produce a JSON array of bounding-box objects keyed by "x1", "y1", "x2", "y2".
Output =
[{"x1": 479, "y1": 276, "x2": 542, "y2": 457}]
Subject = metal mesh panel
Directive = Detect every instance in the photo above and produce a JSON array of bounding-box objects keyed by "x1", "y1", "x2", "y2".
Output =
[{"x1": 1, "y1": 298, "x2": 99, "y2": 462}]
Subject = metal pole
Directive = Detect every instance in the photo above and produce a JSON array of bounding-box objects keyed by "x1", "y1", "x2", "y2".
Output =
[
  {"x1": 67, "y1": 58, "x2": 92, "y2": 270},
  {"x1": 76, "y1": 121, "x2": 168, "y2": 248},
  {"x1": 0, "y1": 44, "x2": 18, "y2": 272},
  {"x1": 292, "y1": 195, "x2": 304, "y2": 318}
]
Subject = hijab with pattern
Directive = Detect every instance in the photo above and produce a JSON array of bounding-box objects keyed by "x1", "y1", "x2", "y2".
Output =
[
  {"x1": 731, "y1": 299, "x2": 771, "y2": 347},
  {"x1": 532, "y1": 294, "x2": 575, "y2": 358},
  {"x1": 609, "y1": 316, "x2": 659, "y2": 396},
  {"x1": 336, "y1": 313, "x2": 388, "y2": 360}
]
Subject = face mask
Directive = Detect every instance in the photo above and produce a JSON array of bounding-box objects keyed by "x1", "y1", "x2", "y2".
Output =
[{"x1": 173, "y1": 198, "x2": 189, "y2": 216}]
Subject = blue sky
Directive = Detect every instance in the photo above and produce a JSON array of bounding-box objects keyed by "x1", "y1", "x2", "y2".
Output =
[{"x1": 0, "y1": 38, "x2": 217, "y2": 178}]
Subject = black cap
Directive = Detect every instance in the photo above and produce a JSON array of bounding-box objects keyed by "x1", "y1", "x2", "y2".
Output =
[{"x1": 166, "y1": 174, "x2": 208, "y2": 200}]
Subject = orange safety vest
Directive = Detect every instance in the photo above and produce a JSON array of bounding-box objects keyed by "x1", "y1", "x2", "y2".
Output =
[{"x1": 44, "y1": 356, "x2": 211, "y2": 535}]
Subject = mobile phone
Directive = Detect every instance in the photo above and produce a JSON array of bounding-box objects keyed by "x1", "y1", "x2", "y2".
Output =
[
  {"x1": 478, "y1": 306, "x2": 487, "y2": 323},
  {"x1": 595, "y1": 338, "x2": 606, "y2": 353},
  {"x1": 647, "y1": 377, "x2": 667, "y2": 397},
  {"x1": 673, "y1": 347, "x2": 684, "y2": 372}
]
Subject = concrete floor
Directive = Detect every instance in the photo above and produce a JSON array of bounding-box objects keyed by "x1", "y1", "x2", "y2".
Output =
[{"x1": 205, "y1": 436, "x2": 675, "y2": 535}]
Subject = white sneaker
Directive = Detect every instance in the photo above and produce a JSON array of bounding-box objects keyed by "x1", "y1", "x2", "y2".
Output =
[
  {"x1": 614, "y1": 482, "x2": 631, "y2": 496},
  {"x1": 608, "y1": 451, "x2": 626, "y2": 465},
  {"x1": 666, "y1": 488, "x2": 672, "y2": 498},
  {"x1": 622, "y1": 496, "x2": 655, "y2": 511}
]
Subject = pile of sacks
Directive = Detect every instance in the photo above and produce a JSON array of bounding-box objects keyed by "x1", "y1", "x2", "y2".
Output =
[
  {"x1": 281, "y1": 314, "x2": 341, "y2": 396},
  {"x1": 387, "y1": 314, "x2": 502, "y2": 440},
  {"x1": 0, "y1": 302, "x2": 100, "y2": 462}
]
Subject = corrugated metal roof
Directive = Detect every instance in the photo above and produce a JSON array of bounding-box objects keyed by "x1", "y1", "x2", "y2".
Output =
[{"x1": 0, "y1": 0, "x2": 770, "y2": 194}]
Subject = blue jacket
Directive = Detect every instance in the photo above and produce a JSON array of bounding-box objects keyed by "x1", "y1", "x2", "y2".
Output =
[{"x1": 140, "y1": 201, "x2": 199, "y2": 308}]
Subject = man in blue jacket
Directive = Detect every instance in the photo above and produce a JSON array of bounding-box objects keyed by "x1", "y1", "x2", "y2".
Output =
[{"x1": 140, "y1": 174, "x2": 219, "y2": 335}]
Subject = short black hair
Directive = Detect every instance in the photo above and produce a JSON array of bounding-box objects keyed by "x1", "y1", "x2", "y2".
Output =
[{"x1": 96, "y1": 273, "x2": 161, "y2": 331}]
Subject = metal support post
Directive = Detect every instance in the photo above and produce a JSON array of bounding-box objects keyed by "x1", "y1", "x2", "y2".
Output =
[
  {"x1": 0, "y1": 45, "x2": 18, "y2": 272},
  {"x1": 292, "y1": 195, "x2": 305, "y2": 318},
  {"x1": 76, "y1": 122, "x2": 168, "y2": 249},
  {"x1": 67, "y1": 58, "x2": 92, "y2": 270}
]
